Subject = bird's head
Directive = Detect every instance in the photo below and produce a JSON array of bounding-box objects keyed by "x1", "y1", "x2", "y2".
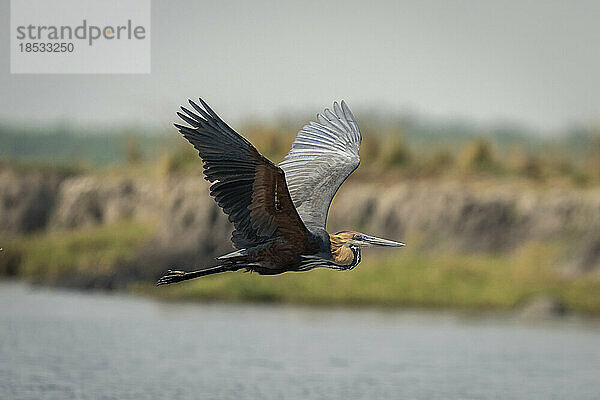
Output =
[{"x1": 332, "y1": 230, "x2": 405, "y2": 249}]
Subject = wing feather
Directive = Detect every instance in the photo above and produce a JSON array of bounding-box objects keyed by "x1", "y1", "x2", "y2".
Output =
[
  {"x1": 279, "y1": 101, "x2": 361, "y2": 230},
  {"x1": 176, "y1": 99, "x2": 308, "y2": 250}
]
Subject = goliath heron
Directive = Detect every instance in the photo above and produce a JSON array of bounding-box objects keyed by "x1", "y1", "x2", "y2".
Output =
[{"x1": 157, "y1": 99, "x2": 404, "y2": 285}]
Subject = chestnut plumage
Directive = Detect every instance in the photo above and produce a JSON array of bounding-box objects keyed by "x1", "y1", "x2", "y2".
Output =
[{"x1": 157, "y1": 98, "x2": 404, "y2": 286}]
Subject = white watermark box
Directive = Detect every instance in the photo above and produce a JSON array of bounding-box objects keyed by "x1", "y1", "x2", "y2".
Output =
[{"x1": 10, "y1": 0, "x2": 151, "y2": 74}]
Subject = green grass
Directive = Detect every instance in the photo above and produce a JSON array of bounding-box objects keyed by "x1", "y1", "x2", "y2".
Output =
[
  {"x1": 138, "y1": 241, "x2": 600, "y2": 314},
  {"x1": 2, "y1": 221, "x2": 599, "y2": 314},
  {"x1": 1, "y1": 221, "x2": 154, "y2": 283}
]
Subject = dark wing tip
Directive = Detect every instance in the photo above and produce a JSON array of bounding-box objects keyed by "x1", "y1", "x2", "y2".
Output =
[
  {"x1": 197, "y1": 97, "x2": 210, "y2": 110},
  {"x1": 188, "y1": 98, "x2": 201, "y2": 110}
]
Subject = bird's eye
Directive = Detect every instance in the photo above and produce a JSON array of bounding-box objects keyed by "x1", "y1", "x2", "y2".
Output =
[{"x1": 354, "y1": 234, "x2": 363, "y2": 240}]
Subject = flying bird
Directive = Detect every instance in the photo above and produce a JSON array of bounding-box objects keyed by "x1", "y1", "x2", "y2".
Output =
[{"x1": 157, "y1": 99, "x2": 404, "y2": 285}]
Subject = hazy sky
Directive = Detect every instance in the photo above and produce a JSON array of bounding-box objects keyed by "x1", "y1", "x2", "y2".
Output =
[{"x1": 1, "y1": 0, "x2": 599, "y2": 133}]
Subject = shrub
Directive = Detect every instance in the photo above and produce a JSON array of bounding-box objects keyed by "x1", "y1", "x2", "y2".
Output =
[
  {"x1": 122, "y1": 135, "x2": 142, "y2": 164},
  {"x1": 424, "y1": 149, "x2": 454, "y2": 175},
  {"x1": 457, "y1": 138, "x2": 496, "y2": 173},
  {"x1": 156, "y1": 143, "x2": 198, "y2": 176},
  {"x1": 381, "y1": 135, "x2": 411, "y2": 167},
  {"x1": 245, "y1": 125, "x2": 292, "y2": 161}
]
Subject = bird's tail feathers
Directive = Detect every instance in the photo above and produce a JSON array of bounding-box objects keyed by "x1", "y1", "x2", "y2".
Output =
[{"x1": 217, "y1": 248, "x2": 248, "y2": 260}]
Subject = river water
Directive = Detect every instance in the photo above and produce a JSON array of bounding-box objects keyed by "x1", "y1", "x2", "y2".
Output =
[{"x1": 1, "y1": 282, "x2": 599, "y2": 399}]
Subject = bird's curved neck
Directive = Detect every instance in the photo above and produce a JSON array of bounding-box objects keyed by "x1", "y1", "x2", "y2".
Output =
[{"x1": 329, "y1": 233, "x2": 360, "y2": 267}]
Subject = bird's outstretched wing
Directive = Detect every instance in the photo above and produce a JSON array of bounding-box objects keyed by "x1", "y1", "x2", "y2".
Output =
[
  {"x1": 279, "y1": 101, "x2": 361, "y2": 230},
  {"x1": 175, "y1": 99, "x2": 308, "y2": 250}
]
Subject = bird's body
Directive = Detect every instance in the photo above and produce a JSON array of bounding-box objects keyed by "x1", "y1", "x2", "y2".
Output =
[{"x1": 157, "y1": 99, "x2": 404, "y2": 285}]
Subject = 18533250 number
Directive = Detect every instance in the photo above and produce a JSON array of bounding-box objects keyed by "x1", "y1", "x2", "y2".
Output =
[{"x1": 19, "y1": 42, "x2": 74, "y2": 53}]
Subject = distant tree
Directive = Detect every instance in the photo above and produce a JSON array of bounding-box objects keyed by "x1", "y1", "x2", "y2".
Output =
[
  {"x1": 123, "y1": 135, "x2": 142, "y2": 164},
  {"x1": 381, "y1": 134, "x2": 411, "y2": 167},
  {"x1": 359, "y1": 132, "x2": 381, "y2": 166},
  {"x1": 425, "y1": 149, "x2": 453, "y2": 175},
  {"x1": 457, "y1": 138, "x2": 496, "y2": 173},
  {"x1": 592, "y1": 132, "x2": 600, "y2": 181}
]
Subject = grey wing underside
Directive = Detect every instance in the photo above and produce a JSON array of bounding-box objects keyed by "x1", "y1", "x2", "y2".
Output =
[{"x1": 279, "y1": 101, "x2": 361, "y2": 231}]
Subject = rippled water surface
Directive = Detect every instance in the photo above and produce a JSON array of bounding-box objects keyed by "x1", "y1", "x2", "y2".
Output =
[{"x1": 1, "y1": 282, "x2": 599, "y2": 399}]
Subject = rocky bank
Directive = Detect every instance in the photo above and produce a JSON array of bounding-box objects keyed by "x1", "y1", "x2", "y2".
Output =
[{"x1": 1, "y1": 168, "x2": 600, "y2": 288}]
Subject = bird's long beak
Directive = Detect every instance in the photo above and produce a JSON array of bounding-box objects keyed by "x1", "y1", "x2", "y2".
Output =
[{"x1": 363, "y1": 235, "x2": 405, "y2": 247}]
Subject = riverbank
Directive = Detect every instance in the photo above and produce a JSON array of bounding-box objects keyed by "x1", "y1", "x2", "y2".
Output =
[
  {"x1": 3, "y1": 221, "x2": 600, "y2": 315},
  {"x1": 134, "y1": 240, "x2": 600, "y2": 315},
  {"x1": 2, "y1": 166, "x2": 600, "y2": 315}
]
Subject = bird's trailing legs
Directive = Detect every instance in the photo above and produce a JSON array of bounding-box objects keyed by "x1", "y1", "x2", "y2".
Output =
[{"x1": 156, "y1": 263, "x2": 246, "y2": 285}]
